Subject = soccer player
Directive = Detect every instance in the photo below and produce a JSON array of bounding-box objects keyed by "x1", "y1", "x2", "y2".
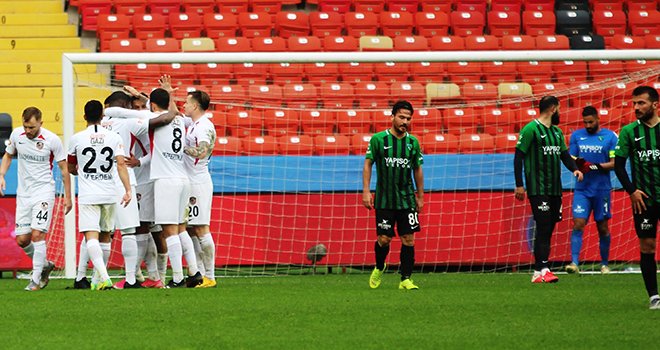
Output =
[
  {"x1": 0, "y1": 107, "x2": 72, "y2": 291},
  {"x1": 362, "y1": 100, "x2": 424, "y2": 290},
  {"x1": 514, "y1": 96, "x2": 583, "y2": 284},
  {"x1": 614, "y1": 86, "x2": 660, "y2": 309},
  {"x1": 67, "y1": 100, "x2": 132, "y2": 290},
  {"x1": 566, "y1": 106, "x2": 618, "y2": 274},
  {"x1": 182, "y1": 90, "x2": 217, "y2": 288}
]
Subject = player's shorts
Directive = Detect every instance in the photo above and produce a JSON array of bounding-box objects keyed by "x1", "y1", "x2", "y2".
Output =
[
  {"x1": 187, "y1": 180, "x2": 213, "y2": 226},
  {"x1": 529, "y1": 195, "x2": 563, "y2": 225},
  {"x1": 15, "y1": 195, "x2": 55, "y2": 235},
  {"x1": 633, "y1": 203, "x2": 660, "y2": 239},
  {"x1": 114, "y1": 184, "x2": 139, "y2": 232},
  {"x1": 154, "y1": 178, "x2": 191, "y2": 225},
  {"x1": 79, "y1": 203, "x2": 116, "y2": 233},
  {"x1": 572, "y1": 190, "x2": 612, "y2": 222},
  {"x1": 375, "y1": 208, "x2": 421, "y2": 237},
  {"x1": 136, "y1": 182, "x2": 155, "y2": 223}
]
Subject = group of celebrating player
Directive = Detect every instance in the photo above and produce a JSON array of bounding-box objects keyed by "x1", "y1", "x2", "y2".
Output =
[{"x1": 1, "y1": 75, "x2": 217, "y2": 290}]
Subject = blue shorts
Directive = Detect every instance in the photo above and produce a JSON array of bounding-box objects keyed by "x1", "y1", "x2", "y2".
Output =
[{"x1": 572, "y1": 190, "x2": 612, "y2": 222}]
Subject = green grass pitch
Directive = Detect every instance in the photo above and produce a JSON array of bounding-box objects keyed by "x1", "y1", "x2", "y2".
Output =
[{"x1": 1, "y1": 272, "x2": 659, "y2": 349}]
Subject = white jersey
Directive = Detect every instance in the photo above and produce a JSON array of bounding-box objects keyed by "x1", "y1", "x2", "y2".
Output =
[
  {"x1": 5, "y1": 127, "x2": 65, "y2": 198},
  {"x1": 184, "y1": 113, "x2": 216, "y2": 183},
  {"x1": 101, "y1": 115, "x2": 149, "y2": 186},
  {"x1": 104, "y1": 107, "x2": 155, "y2": 185},
  {"x1": 151, "y1": 115, "x2": 187, "y2": 180},
  {"x1": 68, "y1": 125, "x2": 125, "y2": 205}
]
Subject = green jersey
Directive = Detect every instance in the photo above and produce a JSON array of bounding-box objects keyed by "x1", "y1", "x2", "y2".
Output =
[
  {"x1": 615, "y1": 120, "x2": 660, "y2": 204},
  {"x1": 366, "y1": 129, "x2": 423, "y2": 210},
  {"x1": 516, "y1": 119, "x2": 568, "y2": 196}
]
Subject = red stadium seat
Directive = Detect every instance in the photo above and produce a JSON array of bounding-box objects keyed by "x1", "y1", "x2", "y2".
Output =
[
  {"x1": 309, "y1": 11, "x2": 344, "y2": 37},
  {"x1": 494, "y1": 133, "x2": 519, "y2": 153},
  {"x1": 97, "y1": 14, "x2": 132, "y2": 51},
  {"x1": 422, "y1": 134, "x2": 459, "y2": 154},
  {"x1": 242, "y1": 136, "x2": 278, "y2": 155},
  {"x1": 319, "y1": 82, "x2": 355, "y2": 108},
  {"x1": 314, "y1": 135, "x2": 350, "y2": 155},
  {"x1": 318, "y1": 0, "x2": 351, "y2": 13},
  {"x1": 114, "y1": 0, "x2": 148, "y2": 16},
  {"x1": 455, "y1": 0, "x2": 487, "y2": 15},
  {"x1": 227, "y1": 109, "x2": 264, "y2": 137},
  {"x1": 482, "y1": 107, "x2": 518, "y2": 135},
  {"x1": 372, "y1": 109, "x2": 394, "y2": 132},
  {"x1": 275, "y1": 11, "x2": 310, "y2": 38},
  {"x1": 410, "y1": 61, "x2": 446, "y2": 83},
  {"x1": 323, "y1": 35, "x2": 359, "y2": 51},
  {"x1": 450, "y1": 11, "x2": 485, "y2": 37},
  {"x1": 428, "y1": 36, "x2": 465, "y2": 50},
  {"x1": 501, "y1": 35, "x2": 536, "y2": 50},
  {"x1": 414, "y1": 12, "x2": 450, "y2": 38},
  {"x1": 169, "y1": 13, "x2": 203, "y2": 39},
  {"x1": 532, "y1": 83, "x2": 569, "y2": 99},
  {"x1": 147, "y1": 0, "x2": 181, "y2": 16},
  {"x1": 354, "y1": 82, "x2": 391, "y2": 108},
  {"x1": 164, "y1": 63, "x2": 197, "y2": 85},
  {"x1": 238, "y1": 12, "x2": 273, "y2": 38},
  {"x1": 233, "y1": 63, "x2": 267, "y2": 85},
  {"x1": 462, "y1": 83, "x2": 498, "y2": 101},
  {"x1": 116, "y1": 63, "x2": 161, "y2": 86},
  {"x1": 411, "y1": 108, "x2": 442, "y2": 134},
  {"x1": 263, "y1": 108, "x2": 300, "y2": 136},
  {"x1": 393, "y1": 35, "x2": 429, "y2": 50},
  {"x1": 628, "y1": 10, "x2": 660, "y2": 36},
  {"x1": 287, "y1": 36, "x2": 322, "y2": 51},
  {"x1": 248, "y1": 84, "x2": 283, "y2": 106},
  {"x1": 522, "y1": 11, "x2": 555, "y2": 36},
  {"x1": 646, "y1": 34, "x2": 660, "y2": 48},
  {"x1": 79, "y1": 0, "x2": 113, "y2": 31},
  {"x1": 592, "y1": 0, "x2": 623, "y2": 11},
  {"x1": 459, "y1": 134, "x2": 495, "y2": 154},
  {"x1": 215, "y1": 37, "x2": 251, "y2": 52},
  {"x1": 345, "y1": 12, "x2": 379, "y2": 38},
  {"x1": 593, "y1": 10, "x2": 627, "y2": 38},
  {"x1": 270, "y1": 62, "x2": 305, "y2": 85},
  {"x1": 445, "y1": 107, "x2": 482, "y2": 134},
  {"x1": 336, "y1": 109, "x2": 372, "y2": 134},
  {"x1": 553, "y1": 61, "x2": 588, "y2": 84},
  {"x1": 374, "y1": 62, "x2": 410, "y2": 83},
  {"x1": 388, "y1": 0, "x2": 420, "y2": 13},
  {"x1": 464, "y1": 35, "x2": 499, "y2": 51},
  {"x1": 483, "y1": 61, "x2": 517, "y2": 84},
  {"x1": 588, "y1": 60, "x2": 626, "y2": 81},
  {"x1": 213, "y1": 136, "x2": 242, "y2": 155},
  {"x1": 353, "y1": 0, "x2": 386, "y2": 13},
  {"x1": 109, "y1": 38, "x2": 144, "y2": 52},
  {"x1": 446, "y1": 61, "x2": 483, "y2": 85},
  {"x1": 350, "y1": 133, "x2": 372, "y2": 155},
  {"x1": 380, "y1": 11, "x2": 414, "y2": 38},
  {"x1": 626, "y1": 0, "x2": 659, "y2": 11},
  {"x1": 421, "y1": 0, "x2": 453, "y2": 13},
  {"x1": 211, "y1": 84, "x2": 248, "y2": 106},
  {"x1": 182, "y1": 0, "x2": 216, "y2": 15},
  {"x1": 203, "y1": 13, "x2": 237, "y2": 38},
  {"x1": 278, "y1": 135, "x2": 314, "y2": 155},
  {"x1": 305, "y1": 62, "x2": 341, "y2": 85},
  {"x1": 338, "y1": 62, "x2": 374, "y2": 84},
  {"x1": 145, "y1": 38, "x2": 180, "y2": 52},
  {"x1": 517, "y1": 60, "x2": 554, "y2": 84},
  {"x1": 522, "y1": 0, "x2": 554, "y2": 11},
  {"x1": 251, "y1": 0, "x2": 283, "y2": 14},
  {"x1": 535, "y1": 35, "x2": 570, "y2": 50},
  {"x1": 491, "y1": 0, "x2": 522, "y2": 12},
  {"x1": 133, "y1": 13, "x2": 167, "y2": 40},
  {"x1": 216, "y1": 0, "x2": 249, "y2": 13},
  {"x1": 282, "y1": 83, "x2": 318, "y2": 108},
  {"x1": 300, "y1": 110, "x2": 337, "y2": 135},
  {"x1": 251, "y1": 36, "x2": 287, "y2": 51},
  {"x1": 390, "y1": 82, "x2": 425, "y2": 106},
  {"x1": 487, "y1": 11, "x2": 521, "y2": 37}
]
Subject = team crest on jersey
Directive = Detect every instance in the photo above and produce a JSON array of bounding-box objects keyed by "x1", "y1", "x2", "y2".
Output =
[
  {"x1": 136, "y1": 193, "x2": 142, "y2": 201},
  {"x1": 41, "y1": 202, "x2": 48, "y2": 210},
  {"x1": 598, "y1": 136, "x2": 604, "y2": 141},
  {"x1": 407, "y1": 144, "x2": 412, "y2": 151},
  {"x1": 36, "y1": 141, "x2": 44, "y2": 150},
  {"x1": 189, "y1": 197, "x2": 197, "y2": 205}
]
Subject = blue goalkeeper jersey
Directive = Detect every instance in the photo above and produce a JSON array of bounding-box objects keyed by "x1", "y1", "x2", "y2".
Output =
[{"x1": 569, "y1": 128, "x2": 618, "y2": 194}]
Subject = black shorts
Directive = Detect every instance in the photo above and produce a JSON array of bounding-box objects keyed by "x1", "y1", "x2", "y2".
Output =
[
  {"x1": 375, "y1": 209, "x2": 421, "y2": 237},
  {"x1": 529, "y1": 195, "x2": 563, "y2": 225},
  {"x1": 633, "y1": 203, "x2": 660, "y2": 239}
]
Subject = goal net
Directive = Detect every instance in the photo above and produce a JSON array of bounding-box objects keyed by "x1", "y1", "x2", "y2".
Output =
[{"x1": 49, "y1": 50, "x2": 660, "y2": 278}]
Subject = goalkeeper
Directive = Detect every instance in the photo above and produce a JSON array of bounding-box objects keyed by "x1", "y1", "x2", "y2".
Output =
[{"x1": 566, "y1": 106, "x2": 618, "y2": 274}]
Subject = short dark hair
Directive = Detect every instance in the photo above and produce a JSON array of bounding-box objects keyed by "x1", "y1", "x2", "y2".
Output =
[
  {"x1": 150, "y1": 88, "x2": 170, "y2": 110},
  {"x1": 187, "y1": 90, "x2": 211, "y2": 111},
  {"x1": 582, "y1": 106, "x2": 598, "y2": 118},
  {"x1": 391, "y1": 100, "x2": 414, "y2": 116},
  {"x1": 104, "y1": 91, "x2": 132, "y2": 107},
  {"x1": 632, "y1": 85, "x2": 659, "y2": 102},
  {"x1": 539, "y1": 96, "x2": 559, "y2": 113},
  {"x1": 22, "y1": 107, "x2": 42, "y2": 122},
  {"x1": 84, "y1": 100, "x2": 104, "y2": 123}
]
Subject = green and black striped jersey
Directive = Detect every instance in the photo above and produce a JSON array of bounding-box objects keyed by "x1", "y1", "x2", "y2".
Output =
[
  {"x1": 366, "y1": 130, "x2": 423, "y2": 210},
  {"x1": 516, "y1": 119, "x2": 568, "y2": 196},
  {"x1": 615, "y1": 120, "x2": 660, "y2": 204}
]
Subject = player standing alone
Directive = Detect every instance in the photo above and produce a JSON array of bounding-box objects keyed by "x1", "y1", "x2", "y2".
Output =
[
  {"x1": 566, "y1": 106, "x2": 618, "y2": 274},
  {"x1": 614, "y1": 86, "x2": 660, "y2": 309},
  {"x1": 514, "y1": 96, "x2": 583, "y2": 284},
  {"x1": 363, "y1": 100, "x2": 424, "y2": 290},
  {"x1": 0, "y1": 107, "x2": 73, "y2": 290}
]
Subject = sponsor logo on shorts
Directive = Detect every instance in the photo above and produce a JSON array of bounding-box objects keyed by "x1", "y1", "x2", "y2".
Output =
[
  {"x1": 538, "y1": 202, "x2": 550, "y2": 212},
  {"x1": 641, "y1": 218, "x2": 653, "y2": 231},
  {"x1": 41, "y1": 202, "x2": 48, "y2": 210},
  {"x1": 378, "y1": 219, "x2": 392, "y2": 230},
  {"x1": 136, "y1": 193, "x2": 141, "y2": 201},
  {"x1": 574, "y1": 205, "x2": 585, "y2": 214}
]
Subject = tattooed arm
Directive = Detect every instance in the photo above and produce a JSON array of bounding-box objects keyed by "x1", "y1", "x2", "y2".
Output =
[{"x1": 184, "y1": 141, "x2": 213, "y2": 159}]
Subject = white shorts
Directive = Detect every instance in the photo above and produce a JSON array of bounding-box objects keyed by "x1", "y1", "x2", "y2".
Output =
[
  {"x1": 154, "y1": 178, "x2": 190, "y2": 225},
  {"x1": 187, "y1": 180, "x2": 213, "y2": 226},
  {"x1": 136, "y1": 182, "x2": 155, "y2": 223},
  {"x1": 15, "y1": 195, "x2": 55, "y2": 235},
  {"x1": 115, "y1": 184, "x2": 139, "y2": 231},
  {"x1": 79, "y1": 203, "x2": 116, "y2": 233}
]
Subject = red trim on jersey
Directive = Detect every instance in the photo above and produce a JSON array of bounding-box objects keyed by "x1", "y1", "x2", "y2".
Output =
[
  {"x1": 50, "y1": 151, "x2": 54, "y2": 171},
  {"x1": 194, "y1": 136, "x2": 200, "y2": 166},
  {"x1": 38, "y1": 134, "x2": 45, "y2": 140},
  {"x1": 19, "y1": 132, "x2": 26, "y2": 136},
  {"x1": 67, "y1": 154, "x2": 77, "y2": 165},
  {"x1": 149, "y1": 129, "x2": 155, "y2": 154}
]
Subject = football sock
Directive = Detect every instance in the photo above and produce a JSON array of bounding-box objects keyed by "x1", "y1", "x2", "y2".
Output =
[
  {"x1": 570, "y1": 229, "x2": 583, "y2": 265},
  {"x1": 640, "y1": 252, "x2": 658, "y2": 298},
  {"x1": 400, "y1": 244, "x2": 414, "y2": 281},
  {"x1": 121, "y1": 235, "x2": 138, "y2": 284},
  {"x1": 200, "y1": 233, "x2": 216, "y2": 280},
  {"x1": 374, "y1": 241, "x2": 389, "y2": 271},
  {"x1": 191, "y1": 235, "x2": 206, "y2": 276},
  {"x1": 157, "y1": 253, "x2": 168, "y2": 283},
  {"x1": 32, "y1": 241, "x2": 47, "y2": 284},
  {"x1": 534, "y1": 222, "x2": 555, "y2": 271},
  {"x1": 136, "y1": 233, "x2": 148, "y2": 267},
  {"x1": 599, "y1": 234, "x2": 611, "y2": 266},
  {"x1": 144, "y1": 234, "x2": 159, "y2": 280},
  {"x1": 178, "y1": 231, "x2": 199, "y2": 276},
  {"x1": 76, "y1": 238, "x2": 89, "y2": 281},
  {"x1": 87, "y1": 239, "x2": 110, "y2": 281},
  {"x1": 165, "y1": 235, "x2": 184, "y2": 283},
  {"x1": 22, "y1": 241, "x2": 34, "y2": 258},
  {"x1": 100, "y1": 242, "x2": 111, "y2": 266}
]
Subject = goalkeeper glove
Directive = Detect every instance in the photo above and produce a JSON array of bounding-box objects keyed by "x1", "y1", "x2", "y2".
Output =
[{"x1": 575, "y1": 157, "x2": 602, "y2": 173}]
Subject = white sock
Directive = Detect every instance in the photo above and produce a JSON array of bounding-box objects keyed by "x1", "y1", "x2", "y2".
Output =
[
  {"x1": 76, "y1": 238, "x2": 89, "y2": 281},
  {"x1": 165, "y1": 235, "x2": 184, "y2": 283},
  {"x1": 191, "y1": 235, "x2": 205, "y2": 276},
  {"x1": 157, "y1": 253, "x2": 168, "y2": 283},
  {"x1": 200, "y1": 234, "x2": 216, "y2": 280},
  {"x1": 136, "y1": 234, "x2": 148, "y2": 268},
  {"x1": 178, "y1": 231, "x2": 199, "y2": 276},
  {"x1": 100, "y1": 242, "x2": 111, "y2": 266},
  {"x1": 87, "y1": 239, "x2": 110, "y2": 281},
  {"x1": 22, "y1": 241, "x2": 34, "y2": 258},
  {"x1": 145, "y1": 234, "x2": 159, "y2": 280},
  {"x1": 31, "y1": 241, "x2": 47, "y2": 284},
  {"x1": 121, "y1": 235, "x2": 138, "y2": 284}
]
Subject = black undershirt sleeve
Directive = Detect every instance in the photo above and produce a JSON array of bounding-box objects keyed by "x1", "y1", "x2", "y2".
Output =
[
  {"x1": 514, "y1": 148, "x2": 525, "y2": 187},
  {"x1": 614, "y1": 156, "x2": 636, "y2": 194},
  {"x1": 560, "y1": 150, "x2": 578, "y2": 172}
]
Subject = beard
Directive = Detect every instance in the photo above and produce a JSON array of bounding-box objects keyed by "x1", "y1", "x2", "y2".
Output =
[
  {"x1": 636, "y1": 109, "x2": 655, "y2": 123},
  {"x1": 586, "y1": 126, "x2": 598, "y2": 134},
  {"x1": 551, "y1": 111, "x2": 560, "y2": 125}
]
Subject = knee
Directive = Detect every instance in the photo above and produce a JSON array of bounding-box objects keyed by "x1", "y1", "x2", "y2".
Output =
[
  {"x1": 15, "y1": 235, "x2": 30, "y2": 248},
  {"x1": 401, "y1": 234, "x2": 415, "y2": 246},
  {"x1": 573, "y1": 220, "x2": 586, "y2": 231},
  {"x1": 640, "y1": 239, "x2": 656, "y2": 254},
  {"x1": 378, "y1": 235, "x2": 392, "y2": 247}
]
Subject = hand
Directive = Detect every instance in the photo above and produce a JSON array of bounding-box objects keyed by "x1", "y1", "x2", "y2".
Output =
[
  {"x1": 158, "y1": 74, "x2": 177, "y2": 94},
  {"x1": 514, "y1": 186, "x2": 525, "y2": 201},
  {"x1": 0, "y1": 176, "x2": 5, "y2": 196},
  {"x1": 121, "y1": 191, "x2": 131, "y2": 207},
  {"x1": 64, "y1": 197, "x2": 73, "y2": 215},
  {"x1": 124, "y1": 156, "x2": 141, "y2": 168},
  {"x1": 123, "y1": 85, "x2": 141, "y2": 97},
  {"x1": 362, "y1": 191, "x2": 374, "y2": 210},
  {"x1": 575, "y1": 157, "x2": 599, "y2": 174},
  {"x1": 573, "y1": 170, "x2": 584, "y2": 182},
  {"x1": 630, "y1": 189, "x2": 649, "y2": 214},
  {"x1": 415, "y1": 193, "x2": 424, "y2": 213}
]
